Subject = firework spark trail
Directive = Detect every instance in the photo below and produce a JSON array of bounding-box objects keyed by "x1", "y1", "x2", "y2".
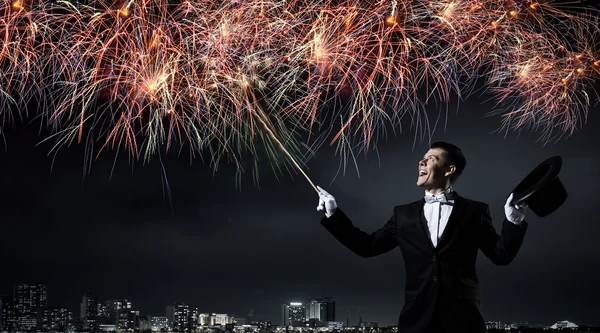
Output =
[
  {"x1": 485, "y1": 8, "x2": 600, "y2": 141},
  {"x1": 0, "y1": 0, "x2": 599, "y2": 180},
  {"x1": 0, "y1": 0, "x2": 48, "y2": 115}
]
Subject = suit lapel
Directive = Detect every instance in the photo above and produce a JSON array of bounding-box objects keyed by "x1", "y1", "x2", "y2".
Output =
[
  {"x1": 413, "y1": 193, "x2": 468, "y2": 251},
  {"x1": 436, "y1": 194, "x2": 468, "y2": 250},
  {"x1": 415, "y1": 199, "x2": 436, "y2": 251}
]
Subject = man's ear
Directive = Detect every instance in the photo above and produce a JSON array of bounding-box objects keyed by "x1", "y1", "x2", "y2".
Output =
[{"x1": 444, "y1": 165, "x2": 456, "y2": 177}]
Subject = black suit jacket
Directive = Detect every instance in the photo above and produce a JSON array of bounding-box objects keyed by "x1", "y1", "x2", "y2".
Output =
[{"x1": 320, "y1": 193, "x2": 528, "y2": 333}]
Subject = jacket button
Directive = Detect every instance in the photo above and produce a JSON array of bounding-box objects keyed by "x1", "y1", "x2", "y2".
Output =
[
  {"x1": 432, "y1": 256, "x2": 437, "y2": 262},
  {"x1": 433, "y1": 276, "x2": 437, "y2": 282}
]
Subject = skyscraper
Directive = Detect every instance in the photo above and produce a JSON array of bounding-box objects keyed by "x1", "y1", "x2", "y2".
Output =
[
  {"x1": 43, "y1": 308, "x2": 73, "y2": 331},
  {"x1": 166, "y1": 303, "x2": 198, "y2": 331},
  {"x1": 1, "y1": 295, "x2": 17, "y2": 331},
  {"x1": 150, "y1": 316, "x2": 169, "y2": 331},
  {"x1": 80, "y1": 294, "x2": 98, "y2": 330},
  {"x1": 96, "y1": 299, "x2": 134, "y2": 329},
  {"x1": 323, "y1": 298, "x2": 336, "y2": 322},
  {"x1": 118, "y1": 310, "x2": 139, "y2": 330},
  {"x1": 14, "y1": 284, "x2": 48, "y2": 330},
  {"x1": 97, "y1": 301, "x2": 109, "y2": 319},
  {"x1": 106, "y1": 299, "x2": 132, "y2": 314},
  {"x1": 308, "y1": 298, "x2": 336, "y2": 322},
  {"x1": 346, "y1": 311, "x2": 351, "y2": 328},
  {"x1": 281, "y1": 302, "x2": 306, "y2": 327}
]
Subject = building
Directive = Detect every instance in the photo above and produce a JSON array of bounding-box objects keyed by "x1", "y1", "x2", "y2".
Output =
[
  {"x1": 210, "y1": 314, "x2": 233, "y2": 325},
  {"x1": 97, "y1": 301, "x2": 109, "y2": 318},
  {"x1": 107, "y1": 299, "x2": 132, "y2": 314},
  {"x1": 198, "y1": 313, "x2": 210, "y2": 326},
  {"x1": 327, "y1": 321, "x2": 344, "y2": 330},
  {"x1": 245, "y1": 309, "x2": 254, "y2": 326},
  {"x1": 166, "y1": 303, "x2": 198, "y2": 331},
  {"x1": 308, "y1": 298, "x2": 336, "y2": 322},
  {"x1": 150, "y1": 316, "x2": 169, "y2": 331},
  {"x1": 550, "y1": 320, "x2": 578, "y2": 329},
  {"x1": 43, "y1": 308, "x2": 73, "y2": 331},
  {"x1": 70, "y1": 317, "x2": 85, "y2": 331},
  {"x1": 95, "y1": 299, "x2": 137, "y2": 330},
  {"x1": 139, "y1": 316, "x2": 151, "y2": 331},
  {"x1": 99, "y1": 323, "x2": 117, "y2": 331},
  {"x1": 508, "y1": 322, "x2": 530, "y2": 329},
  {"x1": 118, "y1": 310, "x2": 139, "y2": 330},
  {"x1": 1, "y1": 295, "x2": 17, "y2": 331},
  {"x1": 282, "y1": 302, "x2": 306, "y2": 327},
  {"x1": 80, "y1": 294, "x2": 99, "y2": 330},
  {"x1": 485, "y1": 321, "x2": 507, "y2": 330},
  {"x1": 189, "y1": 307, "x2": 199, "y2": 328},
  {"x1": 195, "y1": 313, "x2": 233, "y2": 326},
  {"x1": 14, "y1": 284, "x2": 48, "y2": 330},
  {"x1": 97, "y1": 299, "x2": 132, "y2": 319},
  {"x1": 233, "y1": 317, "x2": 246, "y2": 325},
  {"x1": 308, "y1": 301, "x2": 322, "y2": 321},
  {"x1": 140, "y1": 316, "x2": 170, "y2": 331},
  {"x1": 249, "y1": 320, "x2": 272, "y2": 329},
  {"x1": 359, "y1": 321, "x2": 378, "y2": 330}
]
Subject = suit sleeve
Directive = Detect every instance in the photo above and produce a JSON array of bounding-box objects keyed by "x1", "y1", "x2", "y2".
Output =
[
  {"x1": 478, "y1": 203, "x2": 528, "y2": 266},
  {"x1": 320, "y1": 207, "x2": 398, "y2": 258}
]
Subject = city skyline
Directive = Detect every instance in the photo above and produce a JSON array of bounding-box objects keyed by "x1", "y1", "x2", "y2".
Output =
[
  {"x1": 2, "y1": 284, "x2": 341, "y2": 328},
  {"x1": 1, "y1": 283, "x2": 256, "y2": 332},
  {"x1": 0, "y1": 282, "x2": 596, "y2": 329}
]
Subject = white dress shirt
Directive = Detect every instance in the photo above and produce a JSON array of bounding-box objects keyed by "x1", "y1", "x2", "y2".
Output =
[{"x1": 423, "y1": 187, "x2": 455, "y2": 248}]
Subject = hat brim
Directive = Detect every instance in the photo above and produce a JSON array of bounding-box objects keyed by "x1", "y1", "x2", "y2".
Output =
[{"x1": 512, "y1": 156, "x2": 562, "y2": 205}]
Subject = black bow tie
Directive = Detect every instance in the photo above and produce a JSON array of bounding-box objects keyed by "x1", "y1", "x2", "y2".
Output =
[{"x1": 424, "y1": 191, "x2": 455, "y2": 204}]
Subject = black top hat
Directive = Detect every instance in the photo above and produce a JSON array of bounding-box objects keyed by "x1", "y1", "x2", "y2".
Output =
[{"x1": 512, "y1": 156, "x2": 568, "y2": 217}]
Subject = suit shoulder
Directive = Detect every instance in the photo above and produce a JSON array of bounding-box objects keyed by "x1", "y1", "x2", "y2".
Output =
[
  {"x1": 393, "y1": 200, "x2": 423, "y2": 211},
  {"x1": 459, "y1": 196, "x2": 488, "y2": 208}
]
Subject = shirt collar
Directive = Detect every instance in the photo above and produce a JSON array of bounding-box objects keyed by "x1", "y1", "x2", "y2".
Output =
[{"x1": 425, "y1": 186, "x2": 454, "y2": 198}]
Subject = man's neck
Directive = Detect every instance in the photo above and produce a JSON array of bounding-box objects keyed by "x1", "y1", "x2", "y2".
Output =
[{"x1": 426, "y1": 186, "x2": 452, "y2": 195}]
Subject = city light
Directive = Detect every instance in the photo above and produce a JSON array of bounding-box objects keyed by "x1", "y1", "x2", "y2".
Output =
[{"x1": 0, "y1": 284, "x2": 594, "y2": 332}]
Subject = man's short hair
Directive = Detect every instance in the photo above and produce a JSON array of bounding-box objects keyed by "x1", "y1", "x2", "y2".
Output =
[{"x1": 430, "y1": 141, "x2": 467, "y2": 183}]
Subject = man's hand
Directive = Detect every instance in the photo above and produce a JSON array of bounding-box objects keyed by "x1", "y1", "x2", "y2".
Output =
[
  {"x1": 317, "y1": 186, "x2": 338, "y2": 218},
  {"x1": 504, "y1": 193, "x2": 528, "y2": 224}
]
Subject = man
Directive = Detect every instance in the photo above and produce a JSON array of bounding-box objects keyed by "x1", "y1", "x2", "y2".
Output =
[{"x1": 316, "y1": 142, "x2": 528, "y2": 333}]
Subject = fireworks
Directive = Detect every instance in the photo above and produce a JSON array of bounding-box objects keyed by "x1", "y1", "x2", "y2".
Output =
[{"x1": 0, "y1": 0, "x2": 599, "y2": 179}]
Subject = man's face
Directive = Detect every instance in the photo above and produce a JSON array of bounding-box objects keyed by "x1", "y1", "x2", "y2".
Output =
[{"x1": 417, "y1": 148, "x2": 452, "y2": 189}]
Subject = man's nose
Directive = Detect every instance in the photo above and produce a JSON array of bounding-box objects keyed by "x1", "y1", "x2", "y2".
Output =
[{"x1": 419, "y1": 159, "x2": 426, "y2": 166}]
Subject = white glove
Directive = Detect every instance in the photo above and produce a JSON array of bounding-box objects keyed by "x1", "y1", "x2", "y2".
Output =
[
  {"x1": 504, "y1": 193, "x2": 528, "y2": 224},
  {"x1": 316, "y1": 186, "x2": 338, "y2": 218}
]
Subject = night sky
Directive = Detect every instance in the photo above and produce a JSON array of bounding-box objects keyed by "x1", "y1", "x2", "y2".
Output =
[{"x1": 2, "y1": 92, "x2": 599, "y2": 327}]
